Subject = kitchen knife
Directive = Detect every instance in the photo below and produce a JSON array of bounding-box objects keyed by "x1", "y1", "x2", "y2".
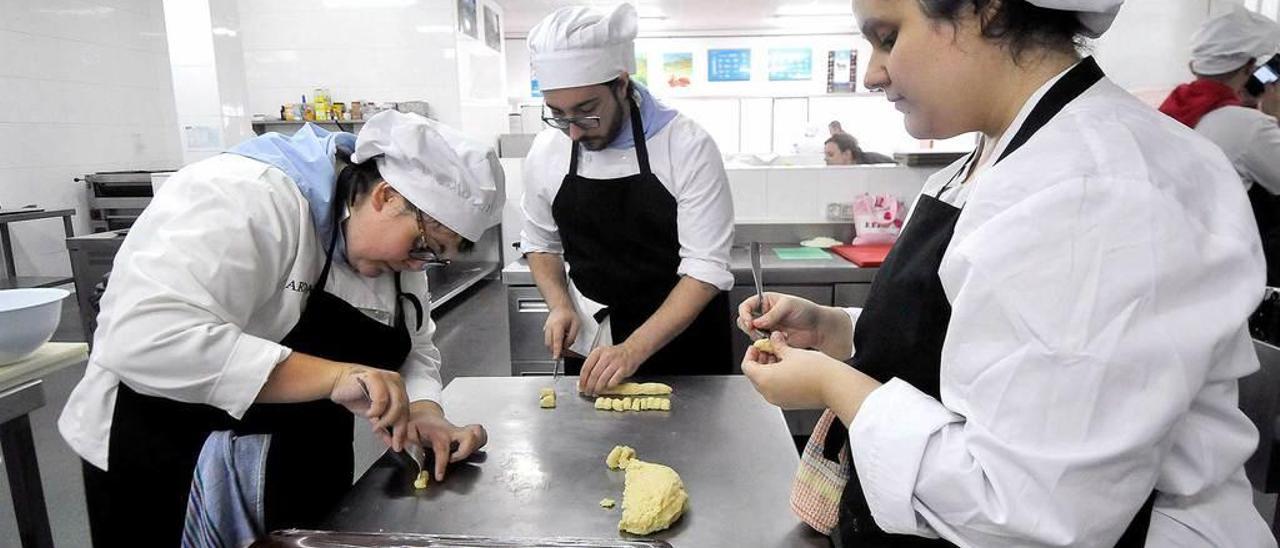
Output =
[
  {"x1": 357, "y1": 377, "x2": 425, "y2": 473},
  {"x1": 748, "y1": 242, "x2": 771, "y2": 340}
]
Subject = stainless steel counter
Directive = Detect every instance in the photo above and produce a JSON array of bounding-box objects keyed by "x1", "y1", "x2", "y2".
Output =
[
  {"x1": 502, "y1": 244, "x2": 876, "y2": 287},
  {"x1": 325, "y1": 376, "x2": 829, "y2": 547}
]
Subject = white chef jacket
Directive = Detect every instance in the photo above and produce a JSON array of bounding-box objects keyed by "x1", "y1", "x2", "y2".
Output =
[
  {"x1": 844, "y1": 67, "x2": 1274, "y2": 546},
  {"x1": 59, "y1": 154, "x2": 445, "y2": 471},
  {"x1": 1196, "y1": 105, "x2": 1280, "y2": 194},
  {"x1": 518, "y1": 114, "x2": 735, "y2": 292}
]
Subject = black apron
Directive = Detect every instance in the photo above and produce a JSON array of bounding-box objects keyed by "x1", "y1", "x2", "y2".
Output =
[
  {"x1": 551, "y1": 96, "x2": 732, "y2": 375},
  {"x1": 82, "y1": 172, "x2": 418, "y2": 547},
  {"x1": 826, "y1": 57, "x2": 1157, "y2": 547}
]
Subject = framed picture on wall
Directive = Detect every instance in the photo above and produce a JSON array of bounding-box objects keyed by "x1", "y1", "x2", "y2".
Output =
[
  {"x1": 708, "y1": 49, "x2": 751, "y2": 82},
  {"x1": 827, "y1": 49, "x2": 857, "y2": 93},
  {"x1": 458, "y1": 0, "x2": 478, "y2": 39},
  {"x1": 663, "y1": 52, "x2": 693, "y2": 88},
  {"x1": 768, "y1": 48, "x2": 812, "y2": 81},
  {"x1": 483, "y1": 5, "x2": 502, "y2": 52}
]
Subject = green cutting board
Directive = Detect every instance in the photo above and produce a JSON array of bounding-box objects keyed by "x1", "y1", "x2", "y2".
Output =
[{"x1": 773, "y1": 247, "x2": 832, "y2": 260}]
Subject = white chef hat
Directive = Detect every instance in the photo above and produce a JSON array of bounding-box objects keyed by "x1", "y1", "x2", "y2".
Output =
[
  {"x1": 527, "y1": 3, "x2": 638, "y2": 92},
  {"x1": 1026, "y1": 0, "x2": 1124, "y2": 38},
  {"x1": 351, "y1": 111, "x2": 503, "y2": 242},
  {"x1": 1190, "y1": 5, "x2": 1280, "y2": 75}
]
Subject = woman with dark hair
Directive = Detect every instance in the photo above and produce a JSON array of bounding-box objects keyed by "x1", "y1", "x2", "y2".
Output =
[
  {"x1": 824, "y1": 132, "x2": 896, "y2": 165},
  {"x1": 60, "y1": 111, "x2": 500, "y2": 546},
  {"x1": 739, "y1": 0, "x2": 1273, "y2": 545}
]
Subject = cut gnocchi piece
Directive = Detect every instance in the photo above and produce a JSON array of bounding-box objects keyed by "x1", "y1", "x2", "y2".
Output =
[
  {"x1": 598, "y1": 382, "x2": 673, "y2": 396},
  {"x1": 538, "y1": 387, "x2": 556, "y2": 408},
  {"x1": 752, "y1": 338, "x2": 775, "y2": 354},
  {"x1": 606, "y1": 445, "x2": 637, "y2": 470},
  {"x1": 593, "y1": 396, "x2": 672, "y2": 413}
]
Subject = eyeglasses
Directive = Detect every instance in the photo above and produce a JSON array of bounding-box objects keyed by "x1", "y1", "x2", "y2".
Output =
[
  {"x1": 410, "y1": 211, "x2": 451, "y2": 267},
  {"x1": 542, "y1": 114, "x2": 602, "y2": 130}
]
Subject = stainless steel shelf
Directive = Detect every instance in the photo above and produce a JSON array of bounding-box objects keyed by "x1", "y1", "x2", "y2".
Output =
[{"x1": 427, "y1": 261, "x2": 497, "y2": 310}]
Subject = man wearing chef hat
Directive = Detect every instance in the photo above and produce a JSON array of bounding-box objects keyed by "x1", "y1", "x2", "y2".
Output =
[
  {"x1": 734, "y1": 0, "x2": 1275, "y2": 546},
  {"x1": 1160, "y1": 6, "x2": 1280, "y2": 285},
  {"x1": 60, "y1": 111, "x2": 499, "y2": 545},
  {"x1": 520, "y1": 3, "x2": 736, "y2": 395}
]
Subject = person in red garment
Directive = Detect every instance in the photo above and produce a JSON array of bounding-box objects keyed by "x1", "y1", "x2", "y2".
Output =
[{"x1": 1159, "y1": 6, "x2": 1280, "y2": 285}]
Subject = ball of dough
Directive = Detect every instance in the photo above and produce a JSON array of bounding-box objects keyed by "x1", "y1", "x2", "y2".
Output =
[{"x1": 618, "y1": 460, "x2": 688, "y2": 535}]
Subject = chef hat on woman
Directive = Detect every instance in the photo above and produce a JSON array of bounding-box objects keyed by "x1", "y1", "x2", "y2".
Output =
[
  {"x1": 352, "y1": 111, "x2": 503, "y2": 242},
  {"x1": 1025, "y1": 0, "x2": 1125, "y2": 38}
]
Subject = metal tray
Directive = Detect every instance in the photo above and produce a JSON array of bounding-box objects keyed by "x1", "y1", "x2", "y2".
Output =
[{"x1": 255, "y1": 530, "x2": 673, "y2": 548}]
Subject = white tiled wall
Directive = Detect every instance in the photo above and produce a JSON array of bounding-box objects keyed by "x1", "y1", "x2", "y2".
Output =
[
  {"x1": 0, "y1": 0, "x2": 182, "y2": 278},
  {"x1": 236, "y1": 0, "x2": 463, "y2": 128},
  {"x1": 162, "y1": 0, "x2": 254, "y2": 162},
  {"x1": 456, "y1": 2, "x2": 509, "y2": 147},
  {"x1": 236, "y1": 0, "x2": 508, "y2": 147}
]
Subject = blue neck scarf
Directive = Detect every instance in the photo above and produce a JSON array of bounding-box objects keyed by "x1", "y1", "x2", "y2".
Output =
[
  {"x1": 227, "y1": 124, "x2": 357, "y2": 263},
  {"x1": 608, "y1": 82, "x2": 679, "y2": 150}
]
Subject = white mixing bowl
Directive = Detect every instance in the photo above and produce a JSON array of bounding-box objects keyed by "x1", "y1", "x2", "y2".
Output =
[{"x1": 0, "y1": 288, "x2": 70, "y2": 366}]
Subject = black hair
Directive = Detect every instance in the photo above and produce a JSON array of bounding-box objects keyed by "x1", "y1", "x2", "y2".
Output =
[
  {"x1": 918, "y1": 0, "x2": 1088, "y2": 60},
  {"x1": 335, "y1": 147, "x2": 386, "y2": 206},
  {"x1": 825, "y1": 132, "x2": 863, "y2": 156},
  {"x1": 603, "y1": 76, "x2": 634, "y2": 108},
  {"x1": 335, "y1": 148, "x2": 478, "y2": 250}
]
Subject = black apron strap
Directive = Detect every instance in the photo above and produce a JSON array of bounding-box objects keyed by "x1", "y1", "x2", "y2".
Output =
[
  {"x1": 997, "y1": 57, "x2": 1104, "y2": 164},
  {"x1": 316, "y1": 165, "x2": 354, "y2": 293},
  {"x1": 569, "y1": 139, "x2": 581, "y2": 177},
  {"x1": 396, "y1": 273, "x2": 423, "y2": 331},
  {"x1": 627, "y1": 92, "x2": 652, "y2": 177}
]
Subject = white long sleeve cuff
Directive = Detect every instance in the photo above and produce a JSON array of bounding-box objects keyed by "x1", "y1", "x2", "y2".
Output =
[
  {"x1": 844, "y1": 307, "x2": 862, "y2": 359},
  {"x1": 677, "y1": 257, "x2": 733, "y2": 291},
  {"x1": 210, "y1": 334, "x2": 292, "y2": 419},
  {"x1": 848, "y1": 378, "x2": 960, "y2": 536}
]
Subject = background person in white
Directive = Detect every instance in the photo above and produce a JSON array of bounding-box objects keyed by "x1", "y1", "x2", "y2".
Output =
[
  {"x1": 738, "y1": 0, "x2": 1273, "y2": 545},
  {"x1": 521, "y1": 3, "x2": 735, "y2": 395},
  {"x1": 58, "y1": 112, "x2": 497, "y2": 546},
  {"x1": 1159, "y1": 6, "x2": 1280, "y2": 286}
]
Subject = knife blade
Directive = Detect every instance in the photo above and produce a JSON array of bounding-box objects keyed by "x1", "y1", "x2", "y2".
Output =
[
  {"x1": 748, "y1": 242, "x2": 771, "y2": 340},
  {"x1": 356, "y1": 377, "x2": 424, "y2": 473}
]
